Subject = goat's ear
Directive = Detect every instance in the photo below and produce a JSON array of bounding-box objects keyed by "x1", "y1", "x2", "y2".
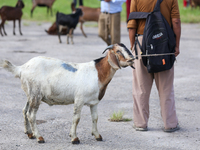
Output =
[{"x1": 108, "y1": 51, "x2": 121, "y2": 70}]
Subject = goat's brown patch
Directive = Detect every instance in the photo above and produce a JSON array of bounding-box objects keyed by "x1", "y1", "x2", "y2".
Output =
[{"x1": 95, "y1": 56, "x2": 112, "y2": 100}]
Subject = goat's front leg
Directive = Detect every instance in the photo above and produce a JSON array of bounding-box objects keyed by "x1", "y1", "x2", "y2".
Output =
[
  {"x1": 69, "y1": 102, "x2": 84, "y2": 144},
  {"x1": 27, "y1": 97, "x2": 44, "y2": 143},
  {"x1": 66, "y1": 33, "x2": 69, "y2": 44},
  {"x1": 58, "y1": 25, "x2": 62, "y2": 43},
  {"x1": 0, "y1": 24, "x2": 3, "y2": 36},
  {"x1": 13, "y1": 20, "x2": 16, "y2": 35},
  {"x1": 23, "y1": 101, "x2": 35, "y2": 139},
  {"x1": 18, "y1": 19, "x2": 23, "y2": 35},
  {"x1": 90, "y1": 104, "x2": 102, "y2": 141}
]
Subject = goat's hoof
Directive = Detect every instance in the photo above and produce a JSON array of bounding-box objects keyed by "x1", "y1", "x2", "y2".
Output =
[
  {"x1": 96, "y1": 135, "x2": 103, "y2": 141},
  {"x1": 27, "y1": 133, "x2": 36, "y2": 139},
  {"x1": 72, "y1": 137, "x2": 80, "y2": 144},
  {"x1": 38, "y1": 137, "x2": 45, "y2": 143}
]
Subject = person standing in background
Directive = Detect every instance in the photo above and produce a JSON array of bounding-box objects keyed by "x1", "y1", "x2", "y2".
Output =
[
  {"x1": 126, "y1": 0, "x2": 131, "y2": 21},
  {"x1": 73, "y1": 0, "x2": 83, "y2": 7},
  {"x1": 98, "y1": 0, "x2": 126, "y2": 45}
]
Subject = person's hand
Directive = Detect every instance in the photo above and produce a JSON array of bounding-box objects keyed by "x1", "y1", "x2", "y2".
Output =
[{"x1": 174, "y1": 47, "x2": 180, "y2": 57}]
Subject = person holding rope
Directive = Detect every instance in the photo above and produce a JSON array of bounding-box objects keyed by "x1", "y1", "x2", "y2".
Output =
[{"x1": 127, "y1": 0, "x2": 181, "y2": 132}]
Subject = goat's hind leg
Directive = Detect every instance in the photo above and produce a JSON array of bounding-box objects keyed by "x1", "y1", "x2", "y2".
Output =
[
  {"x1": 27, "y1": 96, "x2": 45, "y2": 143},
  {"x1": 80, "y1": 22, "x2": 87, "y2": 38},
  {"x1": 68, "y1": 28, "x2": 74, "y2": 44},
  {"x1": 58, "y1": 25, "x2": 62, "y2": 43},
  {"x1": 69, "y1": 102, "x2": 84, "y2": 144},
  {"x1": 90, "y1": 104, "x2": 102, "y2": 141},
  {"x1": 0, "y1": 20, "x2": 7, "y2": 36},
  {"x1": 23, "y1": 101, "x2": 35, "y2": 139}
]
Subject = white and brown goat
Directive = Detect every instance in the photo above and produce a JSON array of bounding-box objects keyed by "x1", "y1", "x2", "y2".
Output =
[{"x1": 0, "y1": 43, "x2": 134, "y2": 144}]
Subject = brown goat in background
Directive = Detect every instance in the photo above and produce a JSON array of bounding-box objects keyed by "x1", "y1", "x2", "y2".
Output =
[
  {"x1": 31, "y1": 0, "x2": 56, "y2": 17},
  {"x1": 0, "y1": 0, "x2": 24, "y2": 36},
  {"x1": 71, "y1": 2, "x2": 100, "y2": 37},
  {"x1": 191, "y1": 0, "x2": 200, "y2": 8}
]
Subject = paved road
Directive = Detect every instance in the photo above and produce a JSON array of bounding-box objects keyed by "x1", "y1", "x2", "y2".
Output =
[{"x1": 0, "y1": 21, "x2": 200, "y2": 150}]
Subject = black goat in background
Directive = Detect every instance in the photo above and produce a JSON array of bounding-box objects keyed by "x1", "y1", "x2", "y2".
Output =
[{"x1": 56, "y1": 8, "x2": 82, "y2": 44}]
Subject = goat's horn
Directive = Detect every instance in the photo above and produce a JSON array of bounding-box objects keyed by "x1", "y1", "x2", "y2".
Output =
[
  {"x1": 102, "y1": 45, "x2": 114, "y2": 54},
  {"x1": 127, "y1": 58, "x2": 135, "y2": 62},
  {"x1": 130, "y1": 65, "x2": 135, "y2": 69}
]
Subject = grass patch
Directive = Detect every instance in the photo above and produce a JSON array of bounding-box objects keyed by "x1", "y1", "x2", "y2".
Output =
[{"x1": 109, "y1": 110, "x2": 132, "y2": 122}]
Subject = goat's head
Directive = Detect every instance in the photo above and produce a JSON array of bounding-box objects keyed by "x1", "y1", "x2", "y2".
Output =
[
  {"x1": 16, "y1": 0, "x2": 25, "y2": 8},
  {"x1": 75, "y1": 8, "x2": 83, "y2": 16},
  {"x1": 103, "y1": 43, "x2": 135, "y2": 70}
]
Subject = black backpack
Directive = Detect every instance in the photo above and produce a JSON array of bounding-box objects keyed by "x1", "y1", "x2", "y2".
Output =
[{"x1": 128, "y1": 0, "x2": 176, "y2": 73}]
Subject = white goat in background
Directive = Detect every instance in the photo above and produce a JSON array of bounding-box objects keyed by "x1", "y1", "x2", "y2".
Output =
[{"x1": 0, "y1": 43, "x2": 134, "y2": 144}]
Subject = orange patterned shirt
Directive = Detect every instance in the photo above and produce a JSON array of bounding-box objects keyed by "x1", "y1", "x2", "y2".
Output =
[{"x1": 127, "y1": 0, "x2": 180, "y2": 34}]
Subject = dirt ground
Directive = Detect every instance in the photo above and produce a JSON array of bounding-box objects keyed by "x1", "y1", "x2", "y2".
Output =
[{"x1": 0, "y1": 21, "x2": 200, "y2": 150}]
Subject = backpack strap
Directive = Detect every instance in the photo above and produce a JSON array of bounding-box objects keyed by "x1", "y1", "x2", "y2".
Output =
[
  {"x1": 127, "y1": 12, "x2": 149, "y2": 23},
  {"x1": 134, "y1": 34, "x2": 143, "y2": 59},
  {"x1": 127, "y1": 0, "x2": 164, "y2": 22},
  {"x1": 154, "y1": 0, "x2": 163, "y2": 12}
]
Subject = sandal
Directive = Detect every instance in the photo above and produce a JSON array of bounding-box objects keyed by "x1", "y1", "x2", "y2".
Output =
[
  {"x1": 163, "y1": 124, "x2": 180, "y2": 133},
  {"x1": 133, "y1": 125, "x2": 148, "y2": 131}
]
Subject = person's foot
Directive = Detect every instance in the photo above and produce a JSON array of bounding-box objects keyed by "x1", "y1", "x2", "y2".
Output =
[
  {"x1": 163, "y1": 124, "x2": 180, "y2": 133},
  {"x1": 133, "y1": 125, "x2": 148, "y2": 131}
]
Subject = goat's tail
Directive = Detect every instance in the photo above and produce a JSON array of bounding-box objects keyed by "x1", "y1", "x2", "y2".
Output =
[{"x1": 0, "y1": 59, "x2": 20, "y2": 78}]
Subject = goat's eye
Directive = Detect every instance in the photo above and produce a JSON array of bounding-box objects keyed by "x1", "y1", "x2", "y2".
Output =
[{"x1": 116, "y1": 50, "x2": 126, "y2": 59}]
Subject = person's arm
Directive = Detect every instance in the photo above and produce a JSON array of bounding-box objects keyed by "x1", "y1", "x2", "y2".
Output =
[
  {"x1": 172, "y1": 18, "x2": 181, "y2": 57},
  {"x1": 128, "y1": 28, "x2": 136, "y2": 52}
]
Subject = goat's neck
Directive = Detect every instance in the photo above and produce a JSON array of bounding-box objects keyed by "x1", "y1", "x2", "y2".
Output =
[{"x1": 95, "y1": 56, "x2": 116, "y2": 86}]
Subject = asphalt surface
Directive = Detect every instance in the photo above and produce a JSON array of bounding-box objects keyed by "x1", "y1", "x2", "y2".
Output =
[{"x1": 0, "y1": 21, "x2": 200, "y2": 150}]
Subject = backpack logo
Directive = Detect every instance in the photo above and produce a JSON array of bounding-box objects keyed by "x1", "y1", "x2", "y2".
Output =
[{"x1": 152, "y1": 32, "x2": 163, "y2": 40}]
